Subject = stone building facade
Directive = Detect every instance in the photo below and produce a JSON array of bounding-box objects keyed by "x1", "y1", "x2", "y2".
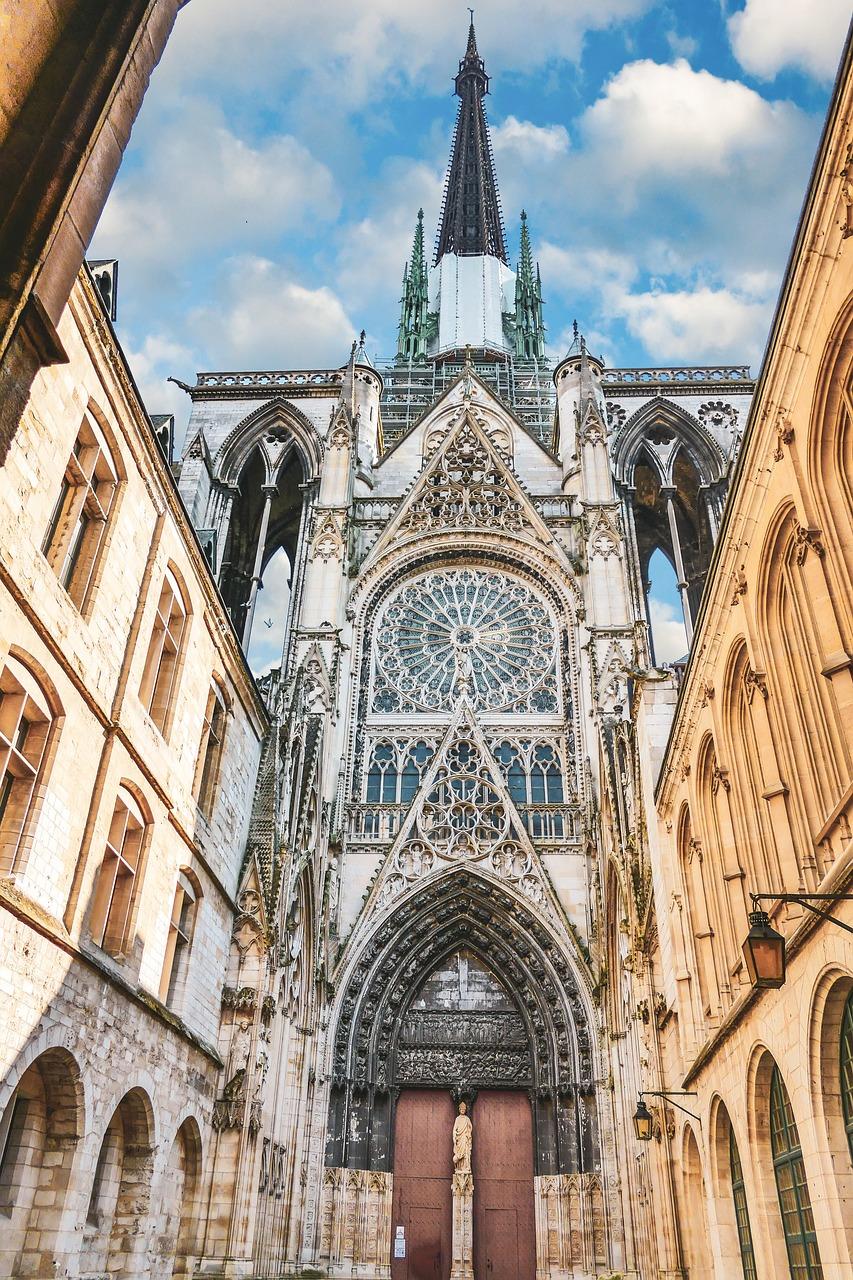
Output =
[
  {"x1": 0, "y1": 267, "x2": 267, "y2": 1278},
  {"x1": 621, "y1": 31, "x2": 853, "y2": 1280},
  {"x1": 0, "y1": 11, "x2": 852, "y2": 1280}
]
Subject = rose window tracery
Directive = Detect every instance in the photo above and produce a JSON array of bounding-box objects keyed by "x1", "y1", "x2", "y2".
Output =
[{"x1": 372, "y1": 568, "x2": 558, "y2": 714}]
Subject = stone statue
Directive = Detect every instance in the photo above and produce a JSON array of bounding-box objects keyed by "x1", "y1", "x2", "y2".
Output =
[{"x1": 452, "y1": 1100, "x2": 473, "y2": 1175}]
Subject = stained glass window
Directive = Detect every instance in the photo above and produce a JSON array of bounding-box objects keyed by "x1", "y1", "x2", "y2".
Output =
[
  {"x1": 372, "y1": 568, "x2": 558, "y2": 715},
  {"x1": 769, "y1": 1066, "x2": 823, "y2": 1279},
  {"x1": 729, "y1": 1124, "x2": 757, "y2": 1280}
]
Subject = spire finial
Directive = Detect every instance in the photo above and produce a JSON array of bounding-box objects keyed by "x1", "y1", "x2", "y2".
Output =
[{"x1": 434, "y1": 16, "x2": 506, "y2": 264}]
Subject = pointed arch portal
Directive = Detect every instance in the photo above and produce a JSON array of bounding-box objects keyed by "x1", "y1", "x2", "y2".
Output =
[{"x1": 327, "y1": 869, "x2": 597, "y2": 1177}]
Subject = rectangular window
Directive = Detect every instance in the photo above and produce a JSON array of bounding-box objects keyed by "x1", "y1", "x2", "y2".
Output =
[
  {"x1": 195, "y1": 683, "x2": 227, "y2": 818},
  {"x1": 90, "y1": 790, "x2": 146, "y2": 957},
  {"x1": 0, "y1": 662, "x2": 51, "y2": 876},
  {"x1": 159, "y1": 872, "x2": 198, "y2": 1006},
  {"x1": 139, "y1": 570, "x2": 187, "y2": 733},
  {"x1": 43, "y1": 414, "x2": 117, "y2": 609}
]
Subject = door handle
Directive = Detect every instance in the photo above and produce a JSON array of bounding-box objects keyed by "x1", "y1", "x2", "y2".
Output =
[{"x1": 487, "y1": 1262, "x2": 493, "y2": 1273}]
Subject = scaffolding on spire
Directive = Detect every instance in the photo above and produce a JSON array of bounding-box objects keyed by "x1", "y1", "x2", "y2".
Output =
[{"x1": 434, "y1": 15, "x2": 507, "y2": 264}]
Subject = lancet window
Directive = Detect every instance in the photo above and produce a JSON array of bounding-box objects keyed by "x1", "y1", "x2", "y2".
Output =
[
  {"x1": 365, "y1": 740, "x2": 436, "y2": 804},
  {"x1": 492, "y1": 740, "x2": 565, "y2": 804}
]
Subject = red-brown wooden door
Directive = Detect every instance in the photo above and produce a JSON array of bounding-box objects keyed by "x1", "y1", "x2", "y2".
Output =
[
  {"x1": 473, "y1": 1090, "x2": 536, "y2": 1280},
  {"x1": 391, "y1": 1089, "x2": 454, "y2": 1280}
]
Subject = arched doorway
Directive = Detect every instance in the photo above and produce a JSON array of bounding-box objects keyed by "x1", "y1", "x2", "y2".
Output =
[
  {"x1": 389, "y1": 950, "x2": 536, "y2": 1279},
  {"x1": 324, "y1": 871, "x2": 603, "y2": 1277}
]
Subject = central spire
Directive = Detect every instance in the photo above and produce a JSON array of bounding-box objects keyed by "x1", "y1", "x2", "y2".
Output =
[{"x1": 434, "y1": 14, "x2": 507, "y2": 265}]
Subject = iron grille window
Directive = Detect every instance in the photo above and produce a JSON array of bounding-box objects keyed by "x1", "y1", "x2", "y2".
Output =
[
  {"x1": 729, "y1": 1125, "x2": 757, "y2": 1280},
  {"x1": 841, "y1": 991, "x2": 853, "y2": 1164},
  {"x1": 769, "y1": 1066, "x2": 823, "y2": 1279}
]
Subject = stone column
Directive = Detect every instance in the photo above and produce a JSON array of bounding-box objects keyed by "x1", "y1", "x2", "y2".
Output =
[{"x1": 450, "y1": 1172, "x2": 475, "y2": 1280}]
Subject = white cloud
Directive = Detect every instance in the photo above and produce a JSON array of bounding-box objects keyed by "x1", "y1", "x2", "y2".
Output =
[
  {"x1": 492, "y1": 117, "x2": 570, "y2": 159},
  {"x1": 615, "y1": 285, "x2": 772, "y2": 362},
  {"x1": 581, "y1": 58, "x2": 809, "y2": 187},
  {"x1": 728, "y1": 0, "x2": 849, "y2": 82},
  {"x1": 190, "y1": 256, "x2": 357, "y2": 369},
  {"x1": 157, "y1": 0, "x2": 653, "y2": 109},
  {"x1": 536, "y1": 241, "x2": 637, "y2": 299},
  {"x1": 94, "y1": 99, "x2": 338, "y2": 267},
  {"x1": 335, "y1": 159, "x2": 444, "y2": 316},
  {"x1": 648, "y1": 597, "x2": 688, "y2": 663},
  {"x1": 247, "y1": 548, "x2": 291, "y2": 676}
]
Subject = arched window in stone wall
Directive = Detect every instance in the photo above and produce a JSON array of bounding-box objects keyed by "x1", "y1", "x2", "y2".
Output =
[
  {"x1": 0, "y1": 1047, "x2": 82, "y2": 1278},
  {"x1": 723, "y1": 644, "x2": 785, "y2": 895},
  {"x1": 677, "y1": 803, "x2": 720, "y2": 1025},
  {"x1": 761, "y1": 511, "x2": 851, "y2": 868},
  {"x1": 219, "y1": 445, "x2": 303, "y2": 655},
  {"x1": 695, "y1": 735, "x2": 747, "y2": 995},
  {"x1": 809, "y1": 300, "x2": 853, "y2": 592},
  {"x1": 811, "y1": 972, "x2": 853, "y2": 1261},
  {"x1": 710, "y1": 1099, "x2": 757, "y2": 1280},
  {"x1": 842, "y1": 990, "x2": 853, "y2": 1164},
  {"x1": 769, "y1": 1066, "x2": 823, "y2": 1279}
]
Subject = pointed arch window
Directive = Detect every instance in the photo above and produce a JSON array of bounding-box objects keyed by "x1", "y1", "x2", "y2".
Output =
[
  {"x1": 769, "y1": 1066, "x2": 823, "y2": 1279},
  {"x1": 729, "y1": 1125, "x2": 757, "y2": 1280},
  {"x1": 195, "y1": 681, "x2": 228, "y2": 818},
  {"x1": 366, "y1": 743, "x2": 396, "y2": 803},
  {"x1": 531, "y1": 744, "x2": 563, "y2": 803},
  {"x1": 841, "y1": 991, "x2": 853, "y2": 1164}
]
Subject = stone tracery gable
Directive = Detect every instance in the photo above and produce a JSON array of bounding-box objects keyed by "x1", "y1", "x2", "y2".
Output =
[
  {"x1": 360, "y1": 703, "x2": 566, "y2": 927},
  {"x1": 360, "y1": 411, "x2": 560, "y2": 581},
  {"x1": 401, "y1": 418, "x2": 529, "y2": 534}
]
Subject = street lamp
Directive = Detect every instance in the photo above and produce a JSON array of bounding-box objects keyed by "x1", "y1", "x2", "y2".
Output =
[
  {"x1": 743, "y1": 893, "x2": 853, "y2": 991},
  {"x1": 742, "y1": 908, "x2": 785, "y2": 988},
  {"x1": 633, "y1": 1097, "x2": 653, "y2": 1141},
  {"x1": 633, "y1": 1090, "x2": 698, "y2": 1142}
]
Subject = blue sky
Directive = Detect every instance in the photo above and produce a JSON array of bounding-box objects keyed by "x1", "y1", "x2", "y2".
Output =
[
  {"x1": 91, "y1": 0, "x2": 848, "y2": 439},
  {"x1": 89, "y1": 0, "x2": 849, "y2": 670}
]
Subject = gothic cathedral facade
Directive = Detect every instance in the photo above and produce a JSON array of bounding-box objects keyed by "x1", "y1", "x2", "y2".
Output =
[
  {"x1": 173, "y1": 23, "x2": 750, "y2": 1278},
  {"x1": 1, "y1": 15, "x2": 852, "y2": 1280}
]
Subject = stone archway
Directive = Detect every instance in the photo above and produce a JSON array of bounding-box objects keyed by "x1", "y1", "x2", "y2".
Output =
[{"x1": 320, "y1": 870, "x2": 609, "y2": 1278}]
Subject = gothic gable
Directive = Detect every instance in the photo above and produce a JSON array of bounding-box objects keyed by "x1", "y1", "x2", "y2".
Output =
[
  {"x1": 356, "y1": 703, "x2": 569, "y2": 934},
  {"x1": 361, "y1": 409, "x2": 556, "y2": 574}
]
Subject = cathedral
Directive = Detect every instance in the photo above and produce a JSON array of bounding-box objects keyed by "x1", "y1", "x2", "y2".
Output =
[{"x1": 0, "y1": 12, "x2": 852, "y2": 1280}]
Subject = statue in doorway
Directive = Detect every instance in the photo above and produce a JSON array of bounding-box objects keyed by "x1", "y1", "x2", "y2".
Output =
[{"x1": 452, "y1": 1100, "x2": 473, "y2": 1177}]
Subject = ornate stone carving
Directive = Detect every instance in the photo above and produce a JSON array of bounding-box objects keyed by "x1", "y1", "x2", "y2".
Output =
[
  {"x1": 698, "y1": 400, "x2": 739, "y2": 431},
  {"x1": 793, "y1": 522, "x2": 825, "y2": 565},
  {"x1": 605, "y1": 401, "x2": 626, "y2": 430},
  {"x1": 372, "y1": 567, "x2": 558, "y2": 715},
  {"x1": 310, "y1": 510, "x2": 346, "y2": 562},
  {"x1": 743, "y1": 665, "x2": 769, "y2": 703},
  {"x1": 397, "y1": 419, "x2": 532, "y2": 536}
]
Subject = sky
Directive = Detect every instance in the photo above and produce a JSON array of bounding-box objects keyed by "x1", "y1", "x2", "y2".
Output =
[{"x1": 89, "y1": 0, "x2": 850, "y2": 668}]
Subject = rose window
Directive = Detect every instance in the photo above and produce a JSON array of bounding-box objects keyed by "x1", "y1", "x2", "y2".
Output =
[{"x1": 372, "y1": 568, "x2": 558, "y2": 714}]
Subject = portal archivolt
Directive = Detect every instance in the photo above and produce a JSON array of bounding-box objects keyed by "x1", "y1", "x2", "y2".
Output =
[{"x1": 326, "y1": 869, "x2": 598, "y2": 1178}]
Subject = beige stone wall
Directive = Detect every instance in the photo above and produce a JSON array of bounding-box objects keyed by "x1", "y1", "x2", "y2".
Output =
[
  {"x1": 631, "y1": 32, "x2": 853, "y2": 1280},
  {"x1": 0, "y1": 271, "x2": 266, "y2": 1277}
]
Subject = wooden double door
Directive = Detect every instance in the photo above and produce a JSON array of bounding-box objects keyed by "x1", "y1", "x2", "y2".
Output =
[{"x1": 391, "y1": 1089, "x2": 536, "y2": 1280}]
